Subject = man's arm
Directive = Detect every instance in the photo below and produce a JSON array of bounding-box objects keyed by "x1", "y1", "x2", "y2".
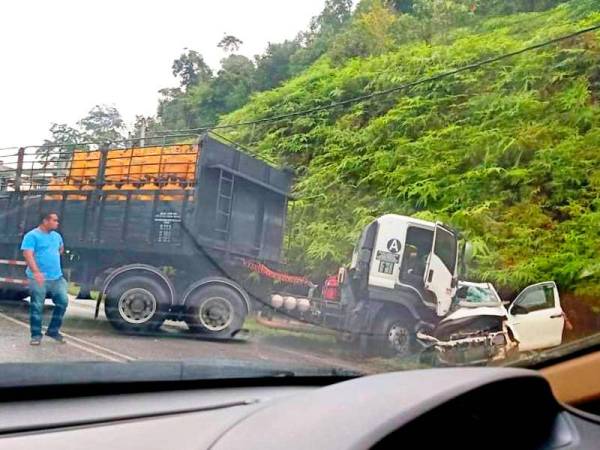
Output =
[
  {"x1": 60, "y1": 245, "x2": 64, "y2": 255},
  {"x1": 22, "y1": 250, "x2": 40, "y2": 273},
  {"x1": 21, "y1": 232, "x2": 45, "y2": 285},
  {"x1": 23, "y1": 249, "x2": 44, "y2": 285}
]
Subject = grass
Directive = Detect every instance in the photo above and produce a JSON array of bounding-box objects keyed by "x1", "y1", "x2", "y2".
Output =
[
  {"x1": 244, "y1": 316, "x2": 337, "y2": 344},
  {"x1": 67, "y1": 282, "x2": 99, "y2": 300},
  {"x1": 67, "y1": 282, "x2": 79, "y2": 296},
  {"x1": 244, "y1": 314, "x2": 429, "y2": 373}
]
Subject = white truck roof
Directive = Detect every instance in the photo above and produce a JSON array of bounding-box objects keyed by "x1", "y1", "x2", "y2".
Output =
[{"x1": 377, "y1": 214, "x2": 436, "y2": 230}]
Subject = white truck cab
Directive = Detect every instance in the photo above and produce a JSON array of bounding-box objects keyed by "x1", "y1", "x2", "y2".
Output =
[{"x1": 350, "y1": 214, "x2": 459, "y2": 317}]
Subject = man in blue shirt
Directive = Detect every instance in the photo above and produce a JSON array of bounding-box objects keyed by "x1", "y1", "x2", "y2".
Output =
[{"x1": 20, "y1": 212, "x2": 68, "y2": 346}]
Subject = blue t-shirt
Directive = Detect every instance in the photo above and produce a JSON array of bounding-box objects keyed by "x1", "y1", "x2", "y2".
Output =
[{"x1": 20, "y1": 229, "x2": 64, "y2": 280}]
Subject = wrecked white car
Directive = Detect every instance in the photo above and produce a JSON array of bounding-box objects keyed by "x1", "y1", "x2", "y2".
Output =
[{"x1": 418, "y1": 281, "x2": 567, "y2": 366}]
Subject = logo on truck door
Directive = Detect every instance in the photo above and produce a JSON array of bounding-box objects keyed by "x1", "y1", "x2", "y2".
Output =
[{"x1": 386, "y1": 238, "x2": 401, "y2": 253}]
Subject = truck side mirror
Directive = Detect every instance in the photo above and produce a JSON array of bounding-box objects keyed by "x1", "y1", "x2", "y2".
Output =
[{"x1": 356, "y1": 249, "x2": 372, "y2": 273}]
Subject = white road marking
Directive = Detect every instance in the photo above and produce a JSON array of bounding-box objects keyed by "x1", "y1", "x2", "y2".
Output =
[
  {"x1": 0, "y1": 312, "x2": 133, "y2": 363},
  {"x1": 268, "y1": 343, "x2": 370, "y2": 374},
  {"x1": 57, "y1": 332, "x2": 137, "y2": 361}
]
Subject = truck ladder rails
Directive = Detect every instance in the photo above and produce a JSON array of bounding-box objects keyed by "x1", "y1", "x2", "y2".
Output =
[{"x1": 215, "y1": 169, "x2": 235, "y2": 239}]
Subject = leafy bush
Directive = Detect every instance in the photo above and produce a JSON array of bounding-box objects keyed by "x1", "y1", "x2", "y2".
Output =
[{"x1": 222, "y1": 1, "x2": 600, "y2": 305}]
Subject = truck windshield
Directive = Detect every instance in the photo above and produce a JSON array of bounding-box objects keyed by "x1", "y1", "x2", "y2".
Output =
[{"x1": 433, "y1": 227, "x2": 457, "y2": 274}]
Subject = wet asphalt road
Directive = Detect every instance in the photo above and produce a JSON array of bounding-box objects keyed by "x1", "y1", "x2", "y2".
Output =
[{"x1": 0, "y1": 296, "x2": 369, "y2": 372}]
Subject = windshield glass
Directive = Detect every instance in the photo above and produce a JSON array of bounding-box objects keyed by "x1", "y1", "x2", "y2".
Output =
[
  {"x1": 434, "y1": 227, "x2": 457, "y2": 274},
  {"x1": 0, "y1": 0, "x2": 599, "y2": 384},
  {"x1": 456, "y1": 285, "x2": 500, "y2": 305}
]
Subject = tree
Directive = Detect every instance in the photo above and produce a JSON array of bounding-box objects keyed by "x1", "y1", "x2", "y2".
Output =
[
  {"x1": 211, "y1": 55, "x2": 256, "y2": 112},
  {"x1": 155, "y1": 0, "x2": 355, "y2": 132},
  {"x1": 411, "y1": 0, "x2": 473, "y2": 44},
  {"x1": 389, "y1": 0, "x2": 415, "y2": 13},
  {"x1": 218, "y1": 34, "x2": 243, "y2": 53},
  {"x1": 254, "y1": 40, "x2": 301, "y2": 91},
  {"x1": 310, "y1": 0, "x2": 354, "y2": 35},
  {"x1": 330, "y1": 0, "x2": 399, "y2": 64},
  {"x1": 157, "y1": 87, "x2": 193, "y2": 130},
  {"x1": 77, "y1": 105, "x2": 126, "y2": 147},
  {"x1": 37, "y1": 123, "x2": 85, "y2": 173},
  {"x1": 475, "y1": 0, "x2": 569, "y2": 15},
  {"x1": 289, "y1": 0, "x2": 355, "y2": 73},
  {"x1": 171, "y1": 49, "x2": 213, "y2": 90}
]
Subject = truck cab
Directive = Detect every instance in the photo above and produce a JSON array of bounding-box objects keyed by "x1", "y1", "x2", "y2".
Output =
[{"x1": 345, "y1": 214, "x2": 460, "y2": 355}]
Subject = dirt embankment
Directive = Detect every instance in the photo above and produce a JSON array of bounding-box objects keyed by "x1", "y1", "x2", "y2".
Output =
[{"x1": 561, "y1": 294, "x2": 600, "y2": 341}]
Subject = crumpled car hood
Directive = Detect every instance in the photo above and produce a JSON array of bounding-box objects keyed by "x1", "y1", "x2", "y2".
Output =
[{"x1": 443, "y1": 305, "x2": 507, "y2": 322}]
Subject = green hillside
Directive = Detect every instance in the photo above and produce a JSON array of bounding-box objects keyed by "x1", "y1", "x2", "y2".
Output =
[{"x1": 220, "y1": 1, "x2": 600, "y2": 306}]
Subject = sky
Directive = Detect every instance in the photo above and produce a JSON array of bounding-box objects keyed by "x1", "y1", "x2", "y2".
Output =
[{"x1": 0, "y1": 0, "x2": 326, "y2": 150}]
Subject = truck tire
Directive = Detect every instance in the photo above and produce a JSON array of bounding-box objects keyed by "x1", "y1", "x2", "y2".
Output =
[
  {"x1": 373, "y1": 314, "x2": 417, "y2": 358},
  {"x1": 104, "y1": 275, "x2": 169, "y2": 333},
  {"x1": 184, "y1": 285, "x2": 246, "y2": 339}
]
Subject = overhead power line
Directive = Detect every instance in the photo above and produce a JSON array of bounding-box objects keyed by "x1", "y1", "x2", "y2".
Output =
[
  {"x1": 150, "y1": 23, "x2": 600, "y2": 135},
  {"x1": 3, "y1": 23, "x2": 598, "y2": 151}
]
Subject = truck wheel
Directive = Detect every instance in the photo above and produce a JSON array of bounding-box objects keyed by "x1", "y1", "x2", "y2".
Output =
[
  {"x1": 104, "y1": 275, "x2": 169, "y2": 333},
  {"x1": 184, "y1": 285, "x2": 246, "y2": 339},
  {"x1": 375, "y1": 315, "x2": 416, "y2": 358}
]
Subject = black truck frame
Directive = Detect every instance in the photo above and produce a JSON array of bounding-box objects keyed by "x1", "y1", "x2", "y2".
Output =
[{"x1": 0, "y1": 134, "x2": 292, "y2": 337}]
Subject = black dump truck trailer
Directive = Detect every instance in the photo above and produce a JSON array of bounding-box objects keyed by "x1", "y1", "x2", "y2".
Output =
[{"x1": 0, "y1": 134, "x2": 292, "y2": 338}]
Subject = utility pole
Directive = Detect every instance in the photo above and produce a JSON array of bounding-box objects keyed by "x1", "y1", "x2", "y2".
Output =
[{"x1": 140, "y1": 118, "x2": 146, "y2": 147}]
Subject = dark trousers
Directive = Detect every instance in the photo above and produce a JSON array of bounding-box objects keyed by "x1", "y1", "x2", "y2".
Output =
[{"x1": 29, "y1": 277, "x2": 69, "y2": 338}]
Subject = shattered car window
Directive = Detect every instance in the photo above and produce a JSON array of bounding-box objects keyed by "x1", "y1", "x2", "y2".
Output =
[{"x1": 459, "y1": 286, "x2": 499, "y2": 304}]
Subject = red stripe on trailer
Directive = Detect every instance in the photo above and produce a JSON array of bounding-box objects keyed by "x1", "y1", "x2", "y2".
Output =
[
  {"x1": 243, "y1": 260, "x2": 313, "y2": 286},
  {"x1": 0, "y1": 259, "x2": 27, "y2": 266},
  {"x1": 0, "y1": 277, "x2": 29, "y2": 285}
]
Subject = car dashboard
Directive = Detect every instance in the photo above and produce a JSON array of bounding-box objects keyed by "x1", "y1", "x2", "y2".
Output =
[{"x1": 0, "y1": 368, "x2": 598, "y2": 450}]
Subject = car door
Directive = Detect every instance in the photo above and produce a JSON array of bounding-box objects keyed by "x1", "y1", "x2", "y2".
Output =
[
  {"x1": 423, "y1": 223, "x2": 458, "y2": 317},
  {"x1": 507, "y1": 281, "x2": 564, "y2": 351}
]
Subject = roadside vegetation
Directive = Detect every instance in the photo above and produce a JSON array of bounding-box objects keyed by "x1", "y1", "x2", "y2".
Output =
[
  {"x1": 223, "y1": 0, "x2": 600, "y2": 313},
  {"x1": 40, "y1": 0, "x2": 600, "y2": 313}
]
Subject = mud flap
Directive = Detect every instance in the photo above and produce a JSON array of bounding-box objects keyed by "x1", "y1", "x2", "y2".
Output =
[
  {"x1": 94, "y1": 293, "x2": 104, "y2": 319},
  {"x1": 344, "y1": 301, "x2": 384, "y2": 339}
]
